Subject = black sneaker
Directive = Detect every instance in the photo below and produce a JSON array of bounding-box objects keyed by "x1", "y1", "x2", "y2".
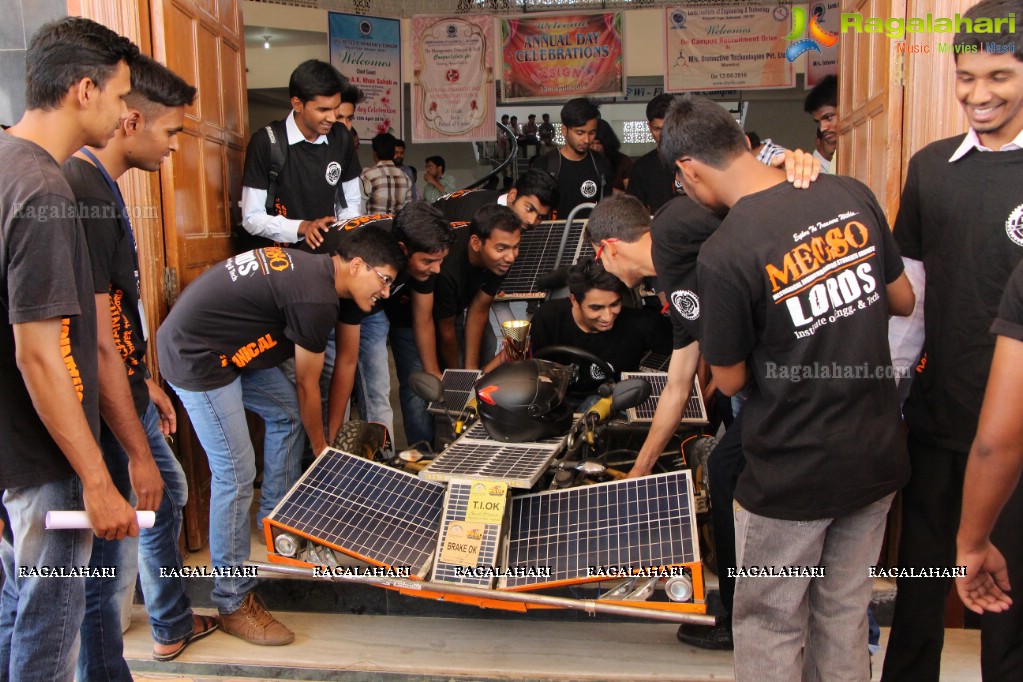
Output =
[{"x1": 676, "y1": 618, "x2": 733, "y2": 650}]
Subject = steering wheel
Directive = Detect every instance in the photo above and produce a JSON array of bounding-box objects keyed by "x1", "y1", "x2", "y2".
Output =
[{"x1": 534, "y1": 345, "x2": 615, "y2": 387}]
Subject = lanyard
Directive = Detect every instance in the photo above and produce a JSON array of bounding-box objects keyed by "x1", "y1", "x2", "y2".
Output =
[
  {"x1": 78, "y1": 147, "x2": 141, "y2": 297},
  {"x1": 79, "y1": 147, "x2": 149, "y2": 341}
]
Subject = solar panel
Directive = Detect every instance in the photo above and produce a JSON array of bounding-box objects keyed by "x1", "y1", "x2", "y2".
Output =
[
  {"x1": 431, "y1": 480, "x2": 506, "y2": 587},
  {"x1": 500, "y1": 471, "x2": 699, "y2": 589},
  {"x1": 621, "y1": 372, "x2": 708, "y2": 424},
  {"x1": 426, "y1": 369, "x2": 481, "y2": 416},
  {"x1": 460, "y1": 420, "x2": 565, "y2": 447},
  {"x1": 555, "y1": 218, "x2": 595, "y2": 268},
  {"x1": 496, "y1": 221, "x2": 576, "y2": 298},
  {"x1": 266, "y1": 448, "x2": 445, "y2": 577},
  {"x1": 639, "y1": 350, "x2": 672, "y2": 372},
  {"x1": 420, "y1": 438, "x2": 561, "y2": 489}
]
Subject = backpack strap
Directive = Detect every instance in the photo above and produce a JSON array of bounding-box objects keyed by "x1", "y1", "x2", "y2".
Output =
[{"x1": 264, "y1": 119, "x2": 289, "y2": 215}]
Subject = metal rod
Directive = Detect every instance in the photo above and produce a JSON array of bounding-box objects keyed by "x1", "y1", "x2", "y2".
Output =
[
  {"x1": 247, "y1": 561, "x2": 715, "y2": 625},
  {"x1": 556, "y1": 202, "x2": 596, "y2": 267}
]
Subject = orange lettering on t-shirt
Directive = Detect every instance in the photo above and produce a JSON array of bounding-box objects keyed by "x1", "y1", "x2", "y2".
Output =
[
  {"x1": 60, "y1": 318, "x2": 85, "y2": 402},
  {"x1": 229, "y1": 333, "x2": 279, "y2": 368},
  {"x1": 765, "y1": 221, "x2": 873, "y2": 293}
]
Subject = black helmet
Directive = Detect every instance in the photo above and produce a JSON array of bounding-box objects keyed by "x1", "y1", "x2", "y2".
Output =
[{"x1": 475, "y1": 360, "x2": 572, "y2": 442}]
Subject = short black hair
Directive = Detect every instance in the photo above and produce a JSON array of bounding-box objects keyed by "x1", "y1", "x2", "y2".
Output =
[
  {"x1": 953, "y1": 0, "x2": 1023, "y2": 62},
  {"x1": 511, "y1": 169, "x2": 559, "y2": 209},
  {"x1": 339, "y1": 82, "x2": 365, "y2": 105},
  {"x1": 425, "y1": 155, "x2": 446, "y2": 173},
  {"x1": 645, "y1": 93, "x2": 675, "y2": 122},
  {"x1": 25, "y1": 17, "x2": 139, "y2": 111},
  {"x1": 372, "y1": 132, "x2": 397, "y2": 161},
  {"x1": 392, "y1": 202, "x2": 456, "y2": 255},
  {"x1": 803, "y1": 75, "x2": 838, "y2": 114},
  {"x1": 567, "y1": 260, "x2": 625, "y2": 302},
  {"x1": 585, "y1": 194, "x2": 651, "y2": 245},
  {"x1": 289, "y1": 60, "x2": 346, "y2": 103},
  {"x1": 746, "y1": 131, "x2": 762, "y2": 148},
  {"x1": 394, "y1": 138, "x2": 406, "y2": 149},
  {"x1": 470, "y1": 204, "x2": 521, "y2": 242},
  {"x1": 125, "y1": 54, "x2": 196, "y2": 114},
  {"x1": 659, "y1": 96, "x2": 748, "y2": 169},
  {"x1": 336, "y1": 224, "x2": 406, "y2": 271},
  {"x1": 560, "y1": 97, "x2": 600, "y2": 128}
]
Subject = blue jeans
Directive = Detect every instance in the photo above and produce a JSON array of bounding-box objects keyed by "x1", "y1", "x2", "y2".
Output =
[
  {"x1": 355, "y1": 310, "x2": 394, "y2": 439},
  {"x1": 388, "y1": 325, "x2": 434, "y2": 446},
  {"x1": 0, "y1": 478, "x2": 93, "y2": 682},
  {"x1": 78, "y1": 401, "x2": 195, "y2": 681},
  {"x1": 169, "y1": 368, "x2": 304, "y2": 613}
]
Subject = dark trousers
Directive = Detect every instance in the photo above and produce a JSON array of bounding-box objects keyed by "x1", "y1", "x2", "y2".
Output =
[
  {"x1": 708, "y1": 408, "x2": 745, "y2": 617},
  {"x1": 882, "y1": 437, "x2": 966, "y2": 681},
  {"x1": 981, "y1": 467, "x2": 1023, "y2": 680}
]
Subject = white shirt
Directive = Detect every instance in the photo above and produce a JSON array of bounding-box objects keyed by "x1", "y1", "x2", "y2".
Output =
[
  {"x1": 948, "y1": 126, "x2": 1023, "y2": 162},
  {"x1": 240, "y1": 111, "x2": 362, "y2": 244},
  {"x1": 812, "y1": 148, "x2": 833, "y2": 175}
]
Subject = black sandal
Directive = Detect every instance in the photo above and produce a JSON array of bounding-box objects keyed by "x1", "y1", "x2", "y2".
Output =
[{"x1": 152, "y1": 613, "x2": 220, "y2": 662}]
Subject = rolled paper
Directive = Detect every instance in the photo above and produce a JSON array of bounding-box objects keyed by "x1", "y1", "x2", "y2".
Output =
[{"x1": 45, "y1": 510, "x2": 156, "y2": 530}]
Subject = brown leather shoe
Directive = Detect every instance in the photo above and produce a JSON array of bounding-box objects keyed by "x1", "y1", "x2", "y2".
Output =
[{"x1": 220, "y1": 592, "x2": 294, "y2": 646}]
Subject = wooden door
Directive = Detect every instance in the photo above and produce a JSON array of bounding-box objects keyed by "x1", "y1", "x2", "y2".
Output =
[
  {"x1": 150, "y1": 0, "x2": 248, "y2": 549},
  {"x1": 836, "y1": 0, "x2": 907, "y2": 219}
]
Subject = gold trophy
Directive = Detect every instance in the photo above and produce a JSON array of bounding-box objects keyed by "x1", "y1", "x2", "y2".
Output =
[{"x1": 500, "y1": 320, "x2": 531, "y2": 362}]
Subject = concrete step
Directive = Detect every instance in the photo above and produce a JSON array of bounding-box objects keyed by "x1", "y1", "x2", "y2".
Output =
[{"x1": 122, "y1": 606, "x2": 982, "y2": 682}]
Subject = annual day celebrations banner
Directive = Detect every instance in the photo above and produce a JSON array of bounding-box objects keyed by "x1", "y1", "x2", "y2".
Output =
[
  {"x1": 501, "y1": 13, "x2": 623, "y2": 101},
  {"x1": 664, "y1": 5, "x2": 793, "y2": 92},
  {"x1": 329, "y1": 12, "x2": 402, "y2": 137},
  {"x1": 412, "y1": 16, "x2": 495, "y2": 143}
]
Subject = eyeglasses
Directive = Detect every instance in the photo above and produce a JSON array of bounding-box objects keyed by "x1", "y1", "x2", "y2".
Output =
[
  {"x1": 365, "y1": 264, "x2": 394, "y2": 290},
  {"x1": 594, "y1": 238, "x2": 618, "y2": 261}
]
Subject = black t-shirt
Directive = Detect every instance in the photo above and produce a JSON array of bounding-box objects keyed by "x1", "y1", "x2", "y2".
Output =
[
  {"x1": 544, "y1": 151, "x2": 612, "y2": 219},
  {"x1": 382, "y1": 273, "x2": 435, "y2": 329},
  {"x1": 298, "y1": 213, "x2": 393, "y2": 258},
  {"x1": 650, "y1": 196, "x2": 722, "y2": 350},
  {"x1": 895, "y1": 137, "x2": 1023, "y2": 451},
  {"x1": 626, "y1": 148, "x2": 679, "y2": 214},
  {"x1": 698, "y1": 174, "x2": 908, "y2": 521},
  {"x1": 433, "y1": 188, "x2": 502, "y2": 224},
  {"x1": 0, "y1": 134, "x2": 99, "y2": 488},
  {"x1": 242, "y1": 118, "x2": 360, "y2": 227},
  {"x1": 433, "y1": 226, "x2": 505, "y2": 320},
  {"x1": 157, "y1": 248, "x2": 339, "y2": 391},
  {"x1": 63, "y1": 157, "x2": 150, "y2": 417},
  {"x1": 993, "y1": 259, "x2": 1023, "y2": 342},
  {"x1": 531, "y1": 298, "x2": 671, "y2": 400}
]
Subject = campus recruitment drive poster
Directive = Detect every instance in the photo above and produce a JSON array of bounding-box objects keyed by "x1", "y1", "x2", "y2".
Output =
[
  {"x1": 501, "y1": 13, "x2": 624, "y2": 101},
  {"x1": 665, "y1": 4, "x2": 794, "y2": 92},
  {"x1": 412, "y1": 15, "x2": 495, "y2": 143},
  {"x1": 329, "y1": 12, "x2": 402, "y2": 137}
]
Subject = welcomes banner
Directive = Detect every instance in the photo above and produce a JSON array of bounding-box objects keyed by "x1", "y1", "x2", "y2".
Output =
[
  {"x1": 412, "y1": 15, "x2": 495, "y2": 143},
  {"x1": 501, "y1": 13, "x2": 623, "y2": 101},
  {"x1": 664, "y1": 5, "x2": 793, "y2": 92},
  {"x1": 329, "y1": 12, "x2": 402, "y2": 137}
]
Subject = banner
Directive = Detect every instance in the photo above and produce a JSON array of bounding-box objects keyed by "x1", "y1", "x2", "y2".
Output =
[
  {"x1": 805, "y1": 1, "x2": 840, "y2": 88},
  {"x1": 664, "y1": 5, "x2": 793, "y2": 92},
  {"x1": 329, "y1": 12, "x2": 402, "y2": 138},
  {"x1": 412, "y1": 16, "x2": 495, "y2": 143},
  {"x1": 501, "y1": 13, "x2": 623, "y2": 101}
]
